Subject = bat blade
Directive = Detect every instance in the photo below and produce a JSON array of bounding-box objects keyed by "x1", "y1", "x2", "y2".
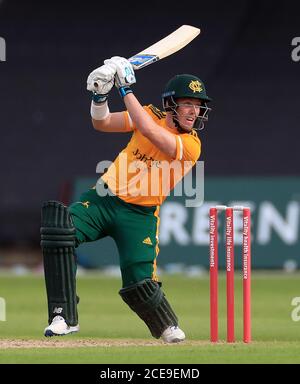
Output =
[{"x1": 129, "y1": 25, "x2": 200, "y2": 70}]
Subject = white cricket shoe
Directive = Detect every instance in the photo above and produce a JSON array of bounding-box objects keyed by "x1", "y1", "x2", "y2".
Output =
[
  {"x1": 44, "y1": 315, "x2": 80, "y2": 337},
  {"x1": 161, "y1": 326, "x2": 185, "y2": 343}
]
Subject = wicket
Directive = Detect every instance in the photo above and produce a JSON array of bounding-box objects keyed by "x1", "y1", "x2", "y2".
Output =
[{"x1": 209, "y1": 205, "x2": 251, "y2": 343}]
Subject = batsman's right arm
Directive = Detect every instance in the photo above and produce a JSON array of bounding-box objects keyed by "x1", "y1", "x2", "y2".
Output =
[{"x1": 123, "y1": 93, "x2": 177, "y2": 158}]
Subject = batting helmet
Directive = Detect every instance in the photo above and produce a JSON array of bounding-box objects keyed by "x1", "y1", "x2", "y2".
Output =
[{"x1": 162, "y1": 74, "x2": 212, "y2": 130}]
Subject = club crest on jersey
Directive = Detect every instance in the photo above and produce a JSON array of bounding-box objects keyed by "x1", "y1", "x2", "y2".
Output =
[{"x1": 189, "y1": 80, "x2": 202, "y2": 93}]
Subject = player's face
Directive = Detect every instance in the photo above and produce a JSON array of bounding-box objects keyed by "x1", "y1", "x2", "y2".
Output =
[{"x1": 176, "y1": 98, "x2": 202, "y2": 131}]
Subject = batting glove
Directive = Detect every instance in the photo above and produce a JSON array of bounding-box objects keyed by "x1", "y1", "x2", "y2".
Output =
[
  {"x1": 86, "y1": 63, "x2": 116, "y2": 103},
  {"x1": 104, "y1": 56, "x2": 136, "y2": 88}
]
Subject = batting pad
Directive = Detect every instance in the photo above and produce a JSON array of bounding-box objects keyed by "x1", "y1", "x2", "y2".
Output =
[
  {"x1": 40, "y1": 201, "x2": 78, "y2": 326},
  {"x1": 119, "y1": 279, "x2": 178, "y2": 338}
]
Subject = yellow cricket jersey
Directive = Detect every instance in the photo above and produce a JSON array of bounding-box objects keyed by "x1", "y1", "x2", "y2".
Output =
[{"x1": 101, "y1": 105, "x2": 201, "y2": 206}]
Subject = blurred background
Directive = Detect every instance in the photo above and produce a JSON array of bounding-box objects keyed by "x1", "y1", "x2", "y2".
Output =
[{"x1": 0, "y1": 0, "x2": 299, "y2": 274}]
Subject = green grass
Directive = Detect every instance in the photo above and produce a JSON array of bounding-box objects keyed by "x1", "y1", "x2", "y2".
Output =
[
  {"x1": 2, "y1": 342, "x2": 300, "y2": 364},
  {"x1": 1, "y1": 273, "x2": 300, "y2": 363}
]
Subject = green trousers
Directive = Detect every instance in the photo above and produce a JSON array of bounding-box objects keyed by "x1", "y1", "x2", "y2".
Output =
[{"x1": 69, "y1": 187, "x2": 160, "y2": 287}]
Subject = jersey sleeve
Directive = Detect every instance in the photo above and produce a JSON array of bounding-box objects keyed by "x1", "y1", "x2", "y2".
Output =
[{"x1": 174, "y1": 131, "x2": 201, "y2": 162}]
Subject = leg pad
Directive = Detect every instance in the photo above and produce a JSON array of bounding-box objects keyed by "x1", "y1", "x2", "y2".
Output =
[
  {"x1": 41, "y1": 201, "x2": 78, "y2": 326},
  {"x1": 119, "y1": 279, "x2": 178, "y2": 338}
]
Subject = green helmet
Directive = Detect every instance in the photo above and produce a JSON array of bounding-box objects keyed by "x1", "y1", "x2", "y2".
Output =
[
  {"x1": 162, "y1": 74, "x2": 212, "y2": 103},
  {"x1": 162, "y1": 74, "x2": 212, "y2": 131}
]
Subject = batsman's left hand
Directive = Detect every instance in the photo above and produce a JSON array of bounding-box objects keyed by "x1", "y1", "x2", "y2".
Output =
[
  {"x1": 86, "y1": 63, "x2": 116, "y2": 94},
  {"x1": 104, "y1": 56, "x2": 136, "y2": 88}
]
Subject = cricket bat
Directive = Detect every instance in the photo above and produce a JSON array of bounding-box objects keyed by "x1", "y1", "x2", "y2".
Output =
[
  {"x1": 93, "y1": 25, "x2": 200, "y2": 89},
  {"x1": 128, "y1": 25, "x2": 201, "y2": 70}
]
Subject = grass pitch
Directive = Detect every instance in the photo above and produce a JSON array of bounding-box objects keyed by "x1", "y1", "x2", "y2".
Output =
[{"x1": 0, "y1": 272, "x2": 300, "y2": 363}]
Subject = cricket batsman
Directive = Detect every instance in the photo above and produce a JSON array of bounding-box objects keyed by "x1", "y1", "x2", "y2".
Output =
[{"x1": 40, "y1": 56, "x2": 212, "y2": 342}]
